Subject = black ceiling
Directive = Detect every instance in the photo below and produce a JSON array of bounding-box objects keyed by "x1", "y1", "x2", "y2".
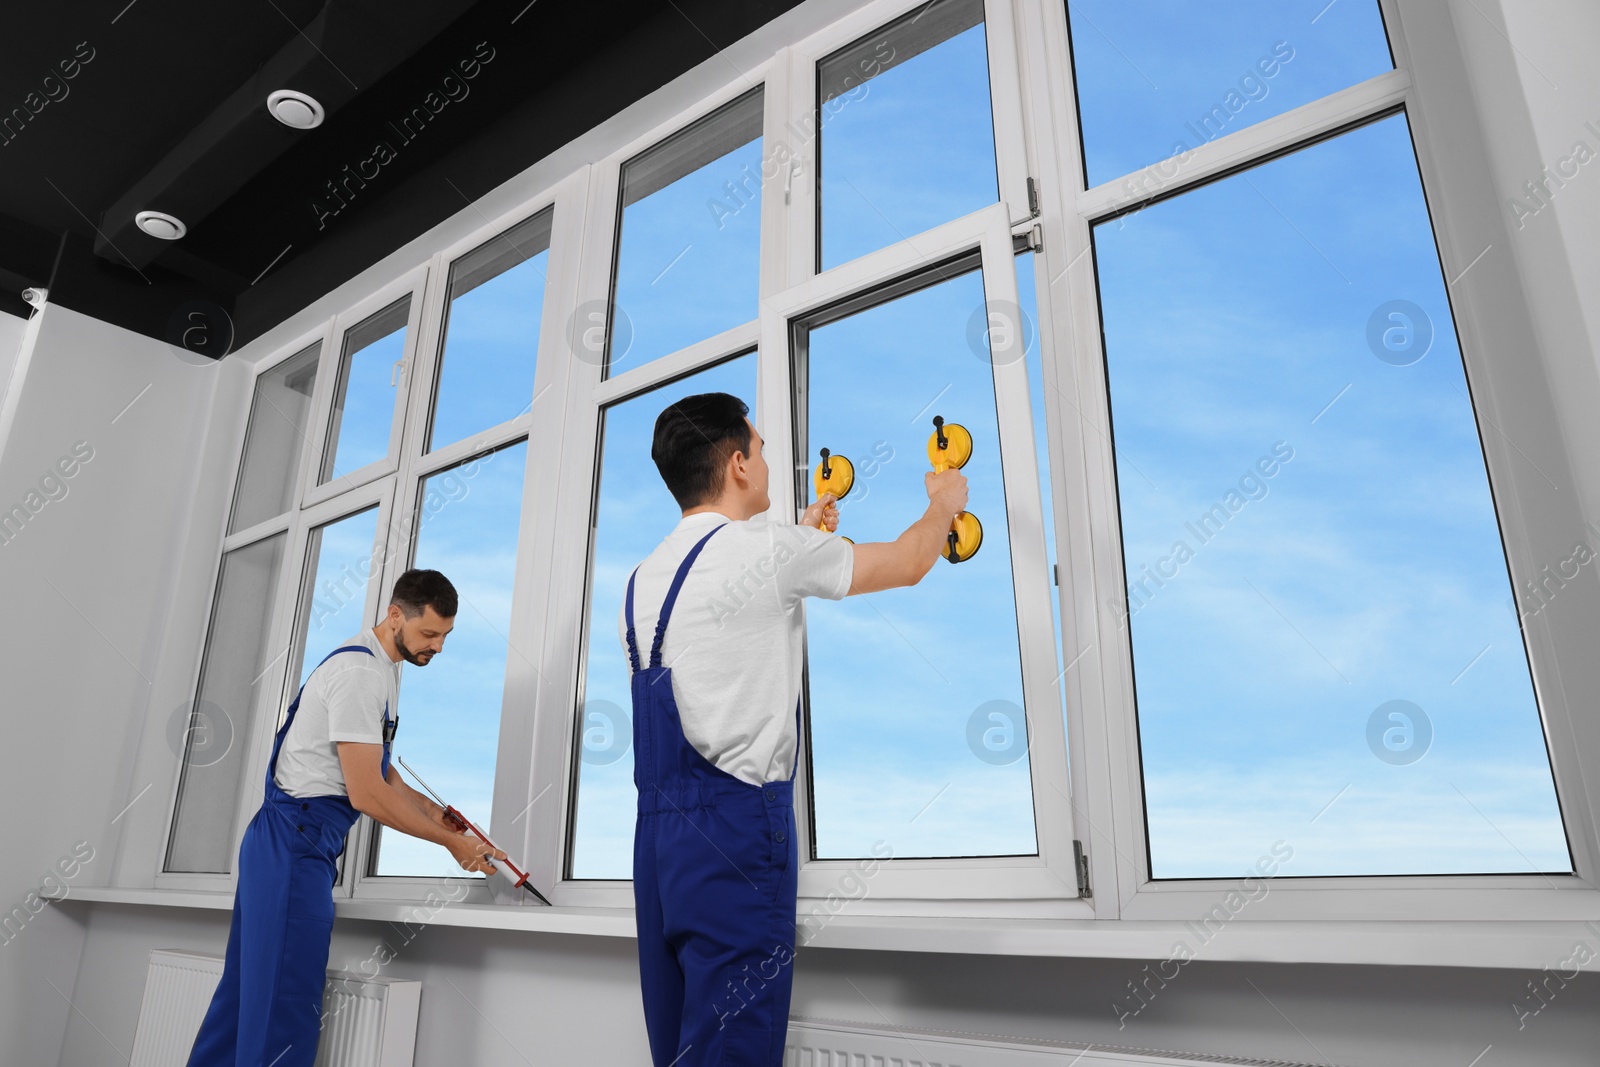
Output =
[{"x1": 0, "y1": 0, "x2": 804, "y2": 352}]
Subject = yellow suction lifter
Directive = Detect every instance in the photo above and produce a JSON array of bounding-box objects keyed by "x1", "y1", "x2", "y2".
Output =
[
  {"x1": 813, "y1": 447, "x2": 855, "y2": 544},
  {"x1": 927, "y1": 415, "x2": 982, "y2": 563}
]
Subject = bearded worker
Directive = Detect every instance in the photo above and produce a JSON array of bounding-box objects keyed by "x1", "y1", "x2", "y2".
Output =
[{"x1": 187, "y1": 568, "x2": 506, "y2": 1067}]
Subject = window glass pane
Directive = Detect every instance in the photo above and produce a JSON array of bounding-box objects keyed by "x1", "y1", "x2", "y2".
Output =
[
  {"x1": 570, "y1": 354, "x2": 758, "y2": 879},
  {"x1": 429, "y1": 213, "x2": 552, "y2": 452},
  {"x1": 296, "y1": 506, "x2": 381, "y2": 690},
  {"x1": 373, "y1": 441, "x2": 528, "y2": 876},
  {"x1": 801, "y1": 265, "x2": 1037, "y2": 858},
  {"x1": 608, "y1": 91, "x2": 763, "y2": 376},
  {"x1": 1066, "y1": 0, "x2": 1393, "y2": 189},
  {"x1": 1095, "y1": 114, "x2": 1569, "y2": 877},
  {"x1": 166, "y1": 533, "x2": 288, "y2": 873},
  {"x1": 818, "y1": 0, "x2": 998, "y2": 271},
  {"x1": 229, "y1": 345, "x2": 318, "y2": 533},
  {"x1": 321, "y1": 297, "x2": 409, "y2": 483}
]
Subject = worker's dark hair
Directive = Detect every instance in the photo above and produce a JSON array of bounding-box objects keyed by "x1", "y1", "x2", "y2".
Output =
[
  {"x1": 651, "y1": 392, "x2": 752, "y2": 509},
  {"x1": 391, "y1": 569, "x2": 458, "y2": 619}
]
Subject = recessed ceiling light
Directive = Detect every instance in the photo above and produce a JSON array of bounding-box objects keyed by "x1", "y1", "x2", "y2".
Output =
[
  {"x1": 135, "y1": 210, "x2": 186, "y2": 240},
  {"x1": 267, "y1": 89, "x2": 325, "y2": 130}
]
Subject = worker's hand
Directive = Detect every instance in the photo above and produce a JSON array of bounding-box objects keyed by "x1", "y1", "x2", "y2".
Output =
[
  {"x1": 925, "y1": 468, "x2": 968, "y2": 517},
  {"x1": 434, "y1": 806, "x2": 468, "y2": 833},
  {"x1": 802, "y1": 493, "x2": 840, "y2": 532},
  {"x1": 446, "y1": 832, "x2": 507, "y2": 875}
]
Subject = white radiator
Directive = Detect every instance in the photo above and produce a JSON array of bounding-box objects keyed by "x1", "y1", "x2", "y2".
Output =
[
  {"x1": 785, "y1": 1016, "x2": 1343, "y2": 1067},
  {"x1": 129, "y1": 950, "x2": 420, "y2": 1067}
]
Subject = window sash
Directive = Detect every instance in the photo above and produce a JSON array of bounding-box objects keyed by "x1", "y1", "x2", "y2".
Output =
[
  {"x1": 425, "y1": 208, "x2": 555, "y2": 455},
  {"x1": 300, "y1": 269, "x2": 429, "y2": 511},
  {"x1": 766, "y1": 202, "x2": 1081, "y2": 903},
  {"x1": 163, "y1": 532, "x2": 291, "y2": 874}
]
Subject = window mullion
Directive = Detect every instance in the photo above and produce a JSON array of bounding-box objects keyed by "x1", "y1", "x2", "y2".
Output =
[
  {"x1": 292, "y1": 316, "x2": 341, "y2": 513},
  {"x1": 758, "y1": 44, "x2": 796, "y2": 299},
  {"x1": 393, "y1": 253, "x2": 448, "y2": 469},
  {"x1": 534, "y1": 160, "x2": 635, "y2": 907},
  {"x1": 1014, "y1": 0, "x2": 1130, "y2": 914},
  {"x1": 983, "y1": 0, "x2": 1034, "y2": 225},
  {"x1": 494, "y1": 170, "x2": 594, "y2": 906}
]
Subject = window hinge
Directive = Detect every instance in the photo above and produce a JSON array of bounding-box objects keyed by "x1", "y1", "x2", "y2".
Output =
[
  {"x1": 1074, "y1": 839, "x2": 1092, "y2": 897},
  {"x1": 1026, "y1": 176, "x2": 1040, "y2": 217},
  {"x1": 1029, "y1": 223, "x2": 1044, "y2": 252}
]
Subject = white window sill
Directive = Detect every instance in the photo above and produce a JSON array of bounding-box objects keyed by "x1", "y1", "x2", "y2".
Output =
[
  {"x1": 49, "y1": 885, "x2": 1600, "y2": 973},
  {"x1": 51, "y1": 886, "x2": 636, "y2": 938}
]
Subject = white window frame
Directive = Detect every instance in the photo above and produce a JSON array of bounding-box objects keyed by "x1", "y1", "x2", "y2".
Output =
[
  {"x1": 137, "y1": 0, "x2": 1600, "y2": 958},
  {"x1": 155, "y1": 319, "x2": 335, "y2": 892},
  {"x1": 157, "y1": 472, "x2": 397, "y2": 890},
  {"x1": 783, "y1": 0, "x2": 1036, "y2": 278},
  {"x1": 542, "y1": 0, "x2": 1081, "y2": 914},
  {"x1": 534, "y1": 63, "x2": 778, "y2": 910}
]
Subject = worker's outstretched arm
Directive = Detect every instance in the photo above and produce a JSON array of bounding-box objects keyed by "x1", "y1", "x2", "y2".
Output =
[
  {"x1": 843, "y1": 467, "x2": 968, "y2": 595},
  {"x1": 337, "y1": 742, "x2": 505, "y2": 874}
]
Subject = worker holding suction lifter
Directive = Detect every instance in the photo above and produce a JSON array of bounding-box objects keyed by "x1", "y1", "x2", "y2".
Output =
[
  {"x1": 187, "y1": 570, "x2": 508, "y2": 1067},
  {"x1": 622, "y1": 392, "x2": 967, "y2": 1067}
]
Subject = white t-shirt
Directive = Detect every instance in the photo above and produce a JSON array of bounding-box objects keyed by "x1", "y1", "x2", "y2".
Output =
[
  {"x1": 273, "y1": 629, "x2": 400, "y2": 798},
  {"x1": 617, "y1": 510, "x2": 854, "y2": 785}
]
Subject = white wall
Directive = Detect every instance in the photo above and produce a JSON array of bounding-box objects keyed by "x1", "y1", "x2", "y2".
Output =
[
  {"x1": 0, "y1": 304, "x2": 223, "y2": 1066},
  {"x1": 21, "y1": 0, "x2": 1600, "y2": 1064},
  {"x1": 0, "y1": 311, "x2": 26, "y2": 415},
  {"x1": 51, "y1": 903, "x2": 1600, "y2": 1067}
]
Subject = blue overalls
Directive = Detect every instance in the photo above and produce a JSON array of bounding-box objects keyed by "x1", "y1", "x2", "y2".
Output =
[
  {"x1": 188, "y1": 644, "x2": 392, "y2": 1067},
  {"x1": 626, "y1": 523, "x2": 800, "y2": 1067}
]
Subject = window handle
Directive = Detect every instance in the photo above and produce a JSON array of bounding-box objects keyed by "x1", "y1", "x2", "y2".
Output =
[
  {"x1": 391, "y1": 359, "x2": 406, "y2": 387},
  {"x1": 784, "y1": 158, "x2": 799, "y2": 204}
]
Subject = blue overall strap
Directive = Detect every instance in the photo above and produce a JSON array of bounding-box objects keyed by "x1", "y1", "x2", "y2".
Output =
[
  {"x1": 649, "y1": 523, "x2": 727, "y2": 669},
  {"x1": 267, "y1": 644, "x2": 376, "y2": 782},
  {"x1": 791, "y1": 695, "x2": 802, "y2": 780},
  {"x1": 625, "y1": 567, "x2": 643, "y2": 674}
]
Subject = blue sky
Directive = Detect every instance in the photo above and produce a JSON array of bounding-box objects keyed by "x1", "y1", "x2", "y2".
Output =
[
  {"x1": 327, "y1": 308, "x2": 406, "y2": 478},
  {"x1": 430, "y1": 249, "x2": 548, "y2": 451},
  {"x1": 294, "y1": 0, "x2": 1568, "y2": 884},
  {"x1": 612, "y1": 136, "x2": 762, "y2": 373},
  {"x1": 299, "y1": 505, "x2": 379, "y2": 693},
  {"x1": 1067, "y1": 0, "x2": 1394, "y2": 188},
  {"x1": 571, "y1": 354, "x2": 758, "y2": 879},
  {"x1": 819, "y1": 21, "x2": 997, "y2": 269},
  {"x1": 802, "y1": 268, "x2": 1038, "y2": 859},
  {"x1": 376, "y1": 442, "x2": 526, "y2": 877},
  {"x1": 1095, "y1": 111, "x2": 1568, "y2": 877}
]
